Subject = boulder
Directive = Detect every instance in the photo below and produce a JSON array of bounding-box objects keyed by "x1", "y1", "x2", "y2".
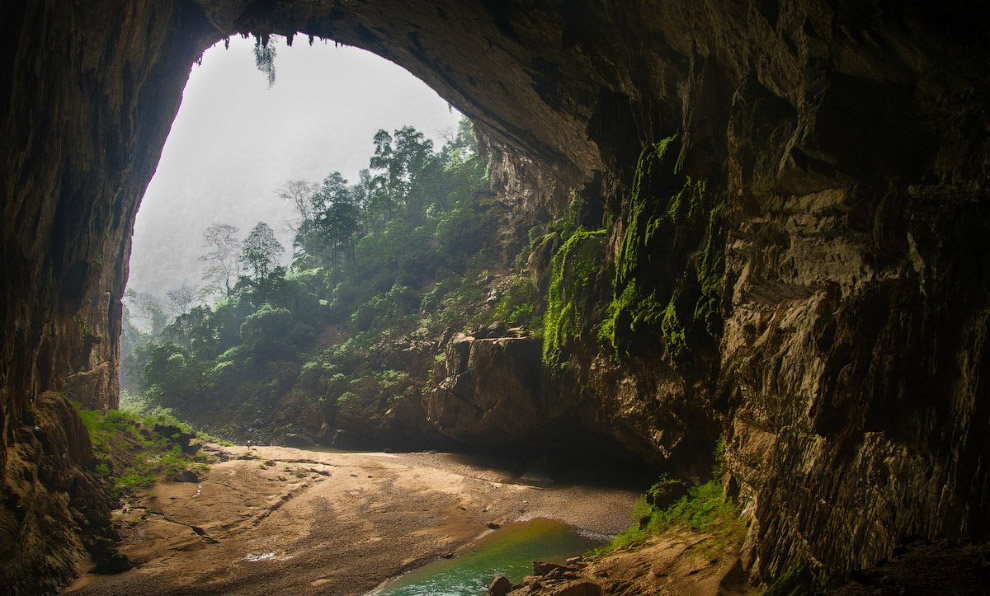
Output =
[
  {"x1": 169, "y1": 469, "x2": 199, "y2": 483},
  {"x1": 488, "y1": 575, "x2": 512, "y2": 596}
]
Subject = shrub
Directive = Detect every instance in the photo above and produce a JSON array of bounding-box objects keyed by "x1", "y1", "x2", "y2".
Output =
[
  {"x1": 336, "y1": 391, "x2": 358, "y2": 406},
  {"x1": 592, "y1": 478, "x2": 744, "y2": 556},
  {"x1": 72, "y1": 403, "x2": 214, "y2": 498},
  {"x1": 491, "y1": 276, "x2": 541, "y2": 330},
  {"x1": 240, "y1": 304, "x2": 294, "y2": 357}
]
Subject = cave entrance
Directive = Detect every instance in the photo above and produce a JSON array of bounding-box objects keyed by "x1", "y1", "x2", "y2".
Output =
[{"x1": 119, "y1": 33, "x2": 647, "y2": 481}]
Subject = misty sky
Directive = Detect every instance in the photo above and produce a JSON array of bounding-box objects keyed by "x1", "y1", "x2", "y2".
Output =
[{"x1": 127, "y1": 36, "x2": 463, "y2": 297}]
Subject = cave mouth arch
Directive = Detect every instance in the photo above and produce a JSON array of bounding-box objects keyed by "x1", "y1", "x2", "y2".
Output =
[
  {"x1": 122, "y1": 25, "x2": 656, "y2": 474},
  {"x1": 114, "y1": 10, "x2": 641, "y2": 464},
  {"x1": 5, "y1": 2, "x2": 990, "y2": 594}
]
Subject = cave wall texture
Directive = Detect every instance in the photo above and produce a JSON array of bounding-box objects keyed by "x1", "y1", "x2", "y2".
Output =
[{"x1": 2, "y1": 0, "x2": 989, "y2": 593}]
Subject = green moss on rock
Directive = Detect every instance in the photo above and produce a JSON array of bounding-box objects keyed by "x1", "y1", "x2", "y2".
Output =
[
  {"x1": 602, "y1": 135, "x2": 726, "y2": 364},
  {"x1": 542, "y1": 227, "x2": 607, "y2": 370}
]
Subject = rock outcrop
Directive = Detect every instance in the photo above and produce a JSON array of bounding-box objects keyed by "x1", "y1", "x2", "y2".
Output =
[
  {"x1": 2, "y1": 1, "x2": 989, "y2": 593},
  {"x1": 0, "y1": 392, "x2": 127, "y2": 594},
  {"x1": 2, "y1": 2, "x2": 215, "y2": 590},
  {"x1": 428, "y1": 333, "x2": 547, "y2": 449},
  {"x1": 499, "y1": 532, "x2": 747, "y2": 596}
]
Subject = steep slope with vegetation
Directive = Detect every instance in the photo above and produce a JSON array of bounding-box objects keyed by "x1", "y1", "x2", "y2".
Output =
[{"x1": 125, "y1": 120, "x2": 500, "y2": 446}]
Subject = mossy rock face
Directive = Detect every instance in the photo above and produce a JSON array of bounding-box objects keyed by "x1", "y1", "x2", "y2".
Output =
[
  {"x1": 601, "y1": 136, "x2": 726, "y2": 365},
  {"x1": 542, "y1": 228, "x2": 607, "y2": 370}
]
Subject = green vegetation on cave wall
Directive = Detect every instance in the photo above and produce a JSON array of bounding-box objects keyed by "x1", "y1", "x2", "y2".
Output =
[
  {"x1": 600, "y1": 135, "x2": 725, "y2": 365},
  {"x1": 541, "y1": 228, "x2": 606, "y2": 370},
  {"x1": 532, "y1": 135, "x2": 726, "y2": 374}
]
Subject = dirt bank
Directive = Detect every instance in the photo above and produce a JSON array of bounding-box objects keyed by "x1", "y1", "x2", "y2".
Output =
[{"x1": 63, "y1": 445, "x2": 638, "y2": 595}]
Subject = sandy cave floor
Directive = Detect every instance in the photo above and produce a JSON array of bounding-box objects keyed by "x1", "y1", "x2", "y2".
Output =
[{"x1": 62, "y1": 444, "x2": 639, "y2": 596}]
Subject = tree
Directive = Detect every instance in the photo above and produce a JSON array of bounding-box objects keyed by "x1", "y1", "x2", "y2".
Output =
[
  {"x1": 200, "y1": 223, "x2": 241, "y2": 297},
  {"x1": 142, "y1": 343, "x2": 205, "y2": 408},
  {"x1": 124, "y1": 288, "x2": 170, "y2": 335},
  {"x1": 293, "y1": 173, "x2": 361, "y2": 267},
  {"x1": 352, "y1": 169, "x2": 378, "y2": 236},
  {"x1": 166, "y1": 283, "x2": 198, "y2": 314},
  {"x1": 368, "y1": 130, "x2": 397, "y2": 224},
  {"x1": 278, "y1": 179, "x2": 318, "y2": 231},
  {"x1": 315, "y1": 173, "x2": 361, "y2": 265},
  {"x1": 393, "y1": 126, "x2": 433, "y2": 177},
  {"x1": 392, "y1": 126, "x2": 435, "y2": 221},
  {"x1": 239, "y1": 304, "x2": 295, "y2": 359},
  {"x1": 368, "y1": 126, "x2": 435, "y2": 225},
  {"x1": 241, "y1": 221, "x2": 284, "y2": 281}
]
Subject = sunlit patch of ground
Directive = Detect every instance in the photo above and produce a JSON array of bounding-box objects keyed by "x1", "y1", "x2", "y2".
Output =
[{"x1": 64, "y1": 444, "x2": 637, "y2": 596}]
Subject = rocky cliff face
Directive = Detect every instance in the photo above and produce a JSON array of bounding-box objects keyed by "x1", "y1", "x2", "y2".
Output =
[
  {"x1": 2, "y1": 0, "x2": 988, "y2": 593},
  {"x1": 1, "y1": 2, "x2": 216, "y2": 590}
]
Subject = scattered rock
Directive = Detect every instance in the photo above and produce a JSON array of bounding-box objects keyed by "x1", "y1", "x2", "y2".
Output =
[
  {"x1": 170, "y1": 469, "x2": 199, "y2": 483},
  {"x1": 533, "y1": 561, "x2": 575, "y2": 576},
  {"x1": 644, "y1": 479, "x2": 688, "y2": 510},
  {"x1": 474, "y1": 321, "x2": 506, "y2": 338},
  {"x1": 153, "y1": 423, "x2": 196, "y2": 455},
  {"x1": 425, "y1": 336, "x2": 546, "y2": 450},
  {"x1": 487, "y1": 522, "x2": 501, "y2": 530},
  {"x1": 90, "y1": 536, "x2": 132, "y2": 574},
  {"x1": 442, "y1": 552, "x2": 453, "y2": 559}
]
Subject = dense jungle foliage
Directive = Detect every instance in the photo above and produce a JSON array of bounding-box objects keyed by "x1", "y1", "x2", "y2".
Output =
[{"x1": 121, "y1": 119, "x2": 498, "y2": 436}]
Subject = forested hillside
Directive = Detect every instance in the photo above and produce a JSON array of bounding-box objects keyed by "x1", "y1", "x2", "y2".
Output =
[{"x1": 121, "y1": 119, "x2": 518, "y2": 446}]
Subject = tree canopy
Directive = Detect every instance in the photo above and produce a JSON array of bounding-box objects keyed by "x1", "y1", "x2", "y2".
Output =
[{"x1": 241, "y1": 221, "x2": 284, "y2": 281}]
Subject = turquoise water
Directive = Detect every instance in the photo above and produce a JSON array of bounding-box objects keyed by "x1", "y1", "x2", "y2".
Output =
[{"x1": 372, "y1": 518, "x2": 604, "y2": 596}]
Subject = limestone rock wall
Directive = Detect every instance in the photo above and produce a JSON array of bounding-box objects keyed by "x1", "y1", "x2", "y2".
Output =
[
  {"x1": 721, "y1": 184, "x2": 990, "y2": 578},
  {"x1": 2, "y1": 0, "x2": 989, "y2": 592},
  {"x1": 0, "y1": 1, "x2": 215, "y2": 590}
]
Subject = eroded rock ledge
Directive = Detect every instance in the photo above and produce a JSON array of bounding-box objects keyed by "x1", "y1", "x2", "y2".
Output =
[{"x1": 2, "y1": 1, "x2": 989, "y2": 593}]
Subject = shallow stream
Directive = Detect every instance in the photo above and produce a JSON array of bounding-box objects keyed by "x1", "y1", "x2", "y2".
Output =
[{"x1": 371, "y1": 517, "x2": 605, "y2": 596}]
